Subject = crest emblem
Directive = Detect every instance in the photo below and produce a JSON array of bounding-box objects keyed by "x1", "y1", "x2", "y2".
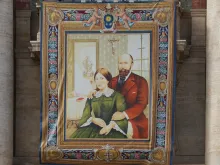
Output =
[
  {"x1": 83, "y1": 4, "x2": 135, "y2": 33},
  {"x1": 100, "y1": 3, "x2": 117, "y2": 33}
]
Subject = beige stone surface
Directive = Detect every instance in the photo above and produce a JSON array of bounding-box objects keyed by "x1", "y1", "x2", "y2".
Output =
[
  {"x1": 206, "y1": 0, "x2": 220, "y2": 165},
  {"x1": 0, "y1": 0, "x2": 13, "y2": 165}
]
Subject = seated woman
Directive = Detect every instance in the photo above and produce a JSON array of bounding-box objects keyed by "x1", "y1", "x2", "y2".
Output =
[{"x1": 71, "y1": 68, "x2": 128, "y2": 138}]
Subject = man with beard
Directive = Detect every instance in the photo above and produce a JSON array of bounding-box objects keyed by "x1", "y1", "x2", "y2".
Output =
[{"x1": 108, "y1": 53, "x2": 149, "y2": 139}]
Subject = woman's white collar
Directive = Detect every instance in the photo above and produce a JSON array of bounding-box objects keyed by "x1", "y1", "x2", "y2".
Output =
[{"x1": 95, "y1": 88, "x2": 114, "y2": 98}]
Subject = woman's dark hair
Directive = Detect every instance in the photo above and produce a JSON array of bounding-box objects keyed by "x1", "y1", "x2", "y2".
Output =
[{"x1": 94, "y1": 68, "x2": 112, "y2": 82}]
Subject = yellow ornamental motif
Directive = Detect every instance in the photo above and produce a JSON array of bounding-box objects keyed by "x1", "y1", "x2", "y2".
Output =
[
  {"x1": 106, "y1": 16, "x2": 112, "y2": 22},
  {"x1": 150, "y1": 147, "x2": 166, "y2": 163},
  {"x1": 160, "y1": 82, "x2": 166, "y2": 90},
  {"x1": 153, "y1": 9, "x2": 170, "y2": 27},
  {"x1": 152, "y1": 149, "x2": 163, "y2": 161},
  {"x1": 50, "y1": 81, "x2": 57, "y2": 90},
  {"x1": 156, "y1": 12, "x2": 167, "y2": 23},
  {"x1": 45, "y1": 146, "x2": 63, "y2": 160},
  {"x1": 106, "y1": 17, "x2": 110, "y2": 21},
  {"x1": 47, "y1": 8, "x2": 63, "y2": 26}
]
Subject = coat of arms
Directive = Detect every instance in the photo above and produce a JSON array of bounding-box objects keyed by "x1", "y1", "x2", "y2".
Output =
[{"x1": 83, "y1": 3, "x2": 135, "y2": 32}]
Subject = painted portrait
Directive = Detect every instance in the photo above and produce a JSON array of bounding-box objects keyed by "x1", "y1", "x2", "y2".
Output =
[{"x1": 65, "y1": 33, "x2": 151, "y2": 140}]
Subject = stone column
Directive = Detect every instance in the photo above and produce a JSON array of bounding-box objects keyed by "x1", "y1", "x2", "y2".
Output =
[
  {"x1": 206, "y1": 1, "x2": 220, "y2": 165},
  {"x1": 191, "y1": 0, "x2": 206, "y2": 47},
  {"x1": 0, "y1": 0, "x2": 14, "y2": 164}
]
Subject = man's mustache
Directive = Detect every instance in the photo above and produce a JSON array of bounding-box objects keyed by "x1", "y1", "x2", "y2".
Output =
[
  {"x1": 119, "y1": 68, "x2": 129, "y2": 71},
  {"x1": 119, "y1": 69, "x2": 130, "y2": 77}
]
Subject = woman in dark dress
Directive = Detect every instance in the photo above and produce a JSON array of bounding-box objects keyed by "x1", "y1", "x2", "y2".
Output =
[{"x1": 71, "y1": 68, "x2": 128, "y2": 138}]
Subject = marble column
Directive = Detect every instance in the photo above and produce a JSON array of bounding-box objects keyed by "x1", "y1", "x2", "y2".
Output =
[
  {"x1": 206, "y1": 1, "x2": 220, "y2": 165},
  {"x1": 0, "y1": 0, "x2": 14, "y2": 164}
]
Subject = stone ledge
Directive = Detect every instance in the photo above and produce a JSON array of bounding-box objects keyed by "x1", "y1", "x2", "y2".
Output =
[
  {"x1": 177, "y1": 40, "x2": 187, "y2": 52},
  {"x1": 184, "y1": 57, "x2": 205, "y2": 64},
  {"x1": 181, "y1": 11, "x2": 192, "y2": 18},
  {"x1": 176, "y1": 40, "x2": 190, "y2": 63},
  {"x1": 190, "y1": 9, "x2": 206, "y2": 17},
  {"x1": 190, "y1": 46, "x2": 206, "y2": 52},
  {"x1": 29, "y1": 41, "x2": 40, "y2": 61},
  {"x1": 13, "y1": 156, "x2": 205, "y2": 165}
]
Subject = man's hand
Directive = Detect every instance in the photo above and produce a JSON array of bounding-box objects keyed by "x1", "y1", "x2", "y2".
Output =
[
  {"x1": 92, "y1": 118, "x2": 106, "y2": 128},
  {"x1": 87, "y1": 89, "x2": 97, "y2": 99},
  {"x1": 111, "y1": 112, "x2": 126, "y2": 120}
]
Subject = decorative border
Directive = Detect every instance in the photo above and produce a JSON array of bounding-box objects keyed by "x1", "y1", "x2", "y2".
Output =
[{"x1": 41, "y1": 2, "x2": 175, "y2": 164}]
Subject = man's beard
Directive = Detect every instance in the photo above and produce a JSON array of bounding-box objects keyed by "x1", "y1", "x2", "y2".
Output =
[{"x1": 119, "y1": 69, "x2": 130, "y2": 79}]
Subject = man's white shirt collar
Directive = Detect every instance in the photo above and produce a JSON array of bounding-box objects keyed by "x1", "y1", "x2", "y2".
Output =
[{"x1": 120, "y1": 71, "x2": 132, "y2": 81}]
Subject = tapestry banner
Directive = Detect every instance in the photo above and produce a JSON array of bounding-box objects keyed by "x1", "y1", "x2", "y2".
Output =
[{"x1": 40, "y1": 1, "x2": 176, "y2": 164}]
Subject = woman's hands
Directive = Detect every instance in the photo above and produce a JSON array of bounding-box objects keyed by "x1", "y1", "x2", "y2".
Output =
[
  {"x1": 92, "y1": 118, "x2": 106, "y2": 128},
  {"x1": 92, "y1": 118, "x2": 116, "y2": 135},
  {"x1": 99, "y1": 122, "x2": 115, "y2": 135}
]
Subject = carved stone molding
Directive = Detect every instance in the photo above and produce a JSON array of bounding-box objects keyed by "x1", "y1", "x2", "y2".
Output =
[
  {"x1": 191, "y1": 9, "x2": 206, "y2": 17},
  {"x1": 177, "y1": 40, "x2": 187, "y2": 63},
  {"x1": 29, "y1": 41, "x2": 40, "y2": 61}
]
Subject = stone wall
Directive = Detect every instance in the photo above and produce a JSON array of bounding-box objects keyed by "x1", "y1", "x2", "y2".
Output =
[
  {"x1": 173, "y1": 47, "x2": 206, "y2": 164},
  {"x1": 14, "y1": 1, "x2": 41, "y2": 164},
  {"x1": 180, "y1": 12, "x2": 192, "y2": 45},
  {"x1": 173, "y1": 2, "x2": 206, "y2": 164}
]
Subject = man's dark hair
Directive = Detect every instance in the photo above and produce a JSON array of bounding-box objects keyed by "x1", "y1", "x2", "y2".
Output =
[{"x1": 129, "y1": 54, "x2": 134, "y2": 64}]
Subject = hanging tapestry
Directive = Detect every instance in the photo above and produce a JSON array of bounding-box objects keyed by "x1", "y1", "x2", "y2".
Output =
[{"x1": 40, "y1": 1, "x2": 176, "y2": 164}]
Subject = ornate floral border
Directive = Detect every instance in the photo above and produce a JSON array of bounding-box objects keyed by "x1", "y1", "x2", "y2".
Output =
[{"x1": 41, "y1": 2, "x2": 175, "y2": 164}]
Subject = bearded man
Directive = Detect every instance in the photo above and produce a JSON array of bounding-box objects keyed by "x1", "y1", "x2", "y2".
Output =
[{"x1": 109, "y1": 53, "x2": 149, "y2": 139}]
